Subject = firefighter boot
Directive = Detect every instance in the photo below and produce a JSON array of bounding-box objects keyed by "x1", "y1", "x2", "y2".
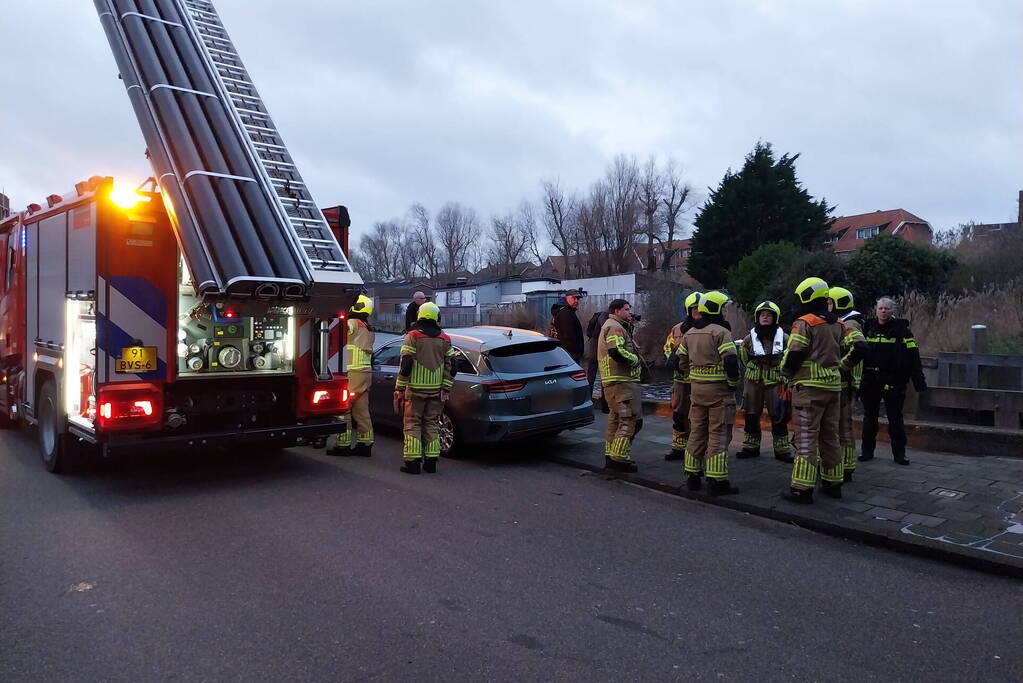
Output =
[
  {"x1": 685, "y1": 474, "x2": 703, "y2": 491},
  {"x1": 708, "y1": 479, "x2": 740, "y2": 496},
  {"x1": 820, "y1": 482, "x2": 843, "y2": 499},
  {"x1": 844, "y1": 471, "x2": 854, "y2": 483},
  {"x1": 737, "y1": 417, "x2": 760, "y2": 459},
  {"x1": 400, "y1": 459, "x2": 422, "y2": 475},
  {"x1": 665, "y1": 449, "x2": 684, "y2": 461},
  {"x1": 423, "y1": 457, "x2": 437, "y2": 474},
  {"x1": 327, "y1": 427, "x2": 353, "y2": 456},
  {"x1": 353, "y1": 442, "x2": 373, "y2": 458},
  {"x1": 605, "y1": 456, "x2": 638, "y2": 474},
  {"x1": 781, "y1": 488, "x2": 814, "y2": 504}
]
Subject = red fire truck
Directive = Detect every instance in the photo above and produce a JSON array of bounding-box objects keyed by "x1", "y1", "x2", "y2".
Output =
[
  {"x1": 0, "y1": 179, "x2": 356, "y2": 472},
  {"x1": 0, "y1": 0, "x2": 365, "y2": 471}
]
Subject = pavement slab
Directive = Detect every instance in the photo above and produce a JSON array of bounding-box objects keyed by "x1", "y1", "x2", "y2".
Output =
[{"x1": 550, "y1": 412, "x2": 1023, "y2": 576}]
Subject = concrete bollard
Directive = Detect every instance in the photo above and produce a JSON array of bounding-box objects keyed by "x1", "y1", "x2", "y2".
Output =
[{"x1": 970, "y1": 324, "x2": 987, "y2": 354}]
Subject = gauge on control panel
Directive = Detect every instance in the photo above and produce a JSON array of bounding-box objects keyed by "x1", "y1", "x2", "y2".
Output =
[
  {"x1": 186, "y1": 355, "x2": 204, "y2": 371},
  {"x1": 217, "y1": 345, "x2": 242, "y2": 369}
]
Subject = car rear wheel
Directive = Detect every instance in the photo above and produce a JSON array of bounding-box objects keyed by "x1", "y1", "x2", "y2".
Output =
[{"x1": 439, "y1": 409, "x2": 461, "y2": 458}]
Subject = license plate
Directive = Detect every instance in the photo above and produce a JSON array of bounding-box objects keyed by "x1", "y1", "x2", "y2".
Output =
[
  {"x1": 532, "y1": 391, "x2": 571, "y2": 413},
  {"x1": 115, "y1": 346, "x2": 157, "y2": 373}
]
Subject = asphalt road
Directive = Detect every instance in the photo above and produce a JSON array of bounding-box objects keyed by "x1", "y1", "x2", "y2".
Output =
[{"x1": 2, "y1": 427, "x2": 1022, "y2": 682}]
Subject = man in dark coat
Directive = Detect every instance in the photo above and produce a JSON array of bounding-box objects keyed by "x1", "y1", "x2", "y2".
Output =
[
  {"x1": 404, "y1": 291, "x2": 427, "y2": 332},
  {"x1": 550, "y1": 290, "x2": 584, "y2": 362},
  {"x1": 858, "y1": 296, "x2": 927, "y2": 466}
]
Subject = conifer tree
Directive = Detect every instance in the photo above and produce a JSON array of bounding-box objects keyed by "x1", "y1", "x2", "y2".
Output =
[{"x1": 687, "y1": 142, "x2": 834, "y2": 287}]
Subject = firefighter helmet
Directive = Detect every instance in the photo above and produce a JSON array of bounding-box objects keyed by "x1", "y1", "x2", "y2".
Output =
[
  {"x1": 754, "y1": 300, "x2": 781, "y2": 322},
  {"x1": 828, "y1": 286, "x2": 854, "y2": 312},
  {"x1": 794, "y1": 277, "x2": 830, "y2": 304},
  {"x1": 698, "y1": 290, "x2": 729, "y2": 316},
  {"x1": 417, "y1": 302, "x2": 440, "y2": 321},
  {"x1": 350, "y1": 294, "x2": 373, "y2": 315},
  {"x1": 684, "y1": 291, "x2": 701, "y2": 313}
]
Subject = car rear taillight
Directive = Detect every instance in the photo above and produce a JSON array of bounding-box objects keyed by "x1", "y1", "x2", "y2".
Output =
[
  {"x1": 484, "y1": 380, "x2": 527, "y2": 393},
  {"x1": 97, "y1": 383, "x2": 163, "y2": 432},
  {"x1": 570, "y1": 370, "x2": 587, "y2": 381}
]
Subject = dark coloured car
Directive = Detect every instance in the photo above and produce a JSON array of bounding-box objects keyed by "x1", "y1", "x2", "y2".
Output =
[{"x1": 369, "y1": 326, "x2": 594, "y2": 455}]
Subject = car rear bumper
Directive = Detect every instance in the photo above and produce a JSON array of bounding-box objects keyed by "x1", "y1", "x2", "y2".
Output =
[{"x1": 458, "y1": 403, "x2": 594, "y2": 444}]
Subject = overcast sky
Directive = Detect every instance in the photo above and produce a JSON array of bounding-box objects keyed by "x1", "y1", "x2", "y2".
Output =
[{"x1": 1, "y1": 0, "x2": 1020, "y2": 246}]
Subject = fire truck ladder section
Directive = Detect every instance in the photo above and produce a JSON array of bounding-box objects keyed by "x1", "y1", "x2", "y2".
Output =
[{"x1": 95, "y1": 0, "x2": 361, "y2": 310}]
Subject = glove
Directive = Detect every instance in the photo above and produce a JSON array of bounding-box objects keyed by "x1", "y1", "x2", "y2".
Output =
[
  {"x1": 392, "y1": 390, "x2": 403, "y2": 415},
  {"x1": 440, "y1": 389, "x2": 451, "y2": 404},
  {"x1": 913, "y1": 378, "x2": 928, "y2": 393}
]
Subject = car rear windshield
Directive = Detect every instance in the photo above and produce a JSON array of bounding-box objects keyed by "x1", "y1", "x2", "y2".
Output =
[{"x1": 485, "y1": 340, "x2": 574, "y2": 374}]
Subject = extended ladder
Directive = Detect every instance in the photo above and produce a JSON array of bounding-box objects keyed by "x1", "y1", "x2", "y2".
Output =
[
  {"x1": 180, "y1": 0, "x2": 353, "y2": 280},
  {"x1": 95, "y1": 0, "x2": 361, "y2": 312}
]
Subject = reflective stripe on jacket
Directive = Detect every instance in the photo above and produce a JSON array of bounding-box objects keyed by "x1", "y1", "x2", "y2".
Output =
[
  {"x1": 597, "y1": 316, "x2": 640, "y2": 385},
  {"x1": 344, "y1": 319, "x2": 374, "y2": 372}
]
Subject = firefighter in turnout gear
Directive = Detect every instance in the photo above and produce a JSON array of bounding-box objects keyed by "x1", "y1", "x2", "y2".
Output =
[
  {"x1": 597, "y1": 299, "x2": 642, "y2": 473},
  {"x1": 662, "y1": 291, "x2": 701, "y2": 461},
  {"x1": 329, "y1": 294, "x2": 376, "y2": 456},
  {"x1": 780, "y1": 277, "x2": 859, "y2": 504},
  {"x1": 676, "y1": 291, "x2": 741, "y2": 496},
  {"x1": 829, "y1": 287, "x2": 868, "y2": 481},
  {"x1": 395, "y1": 302, "x2": 455, "y2": 474},
  {"x1": 736, "y1": 300, "x2": 793, "y2": 463}
]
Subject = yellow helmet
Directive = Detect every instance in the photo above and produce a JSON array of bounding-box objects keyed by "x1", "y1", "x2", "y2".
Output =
[
  {"x1": 754, "y1": 300, "x2": 781, "y2": 321},
  {"x1": 350, "y1": 294, "x2": 373, "y2": 315},
  {"x1": 698, "y1": 290, "x2": 729, "y2": 316},
  {"x1": 417, "y1": 301, "x2": 440, "y2": 321},
  {"x1": 684, "y1": 292, "x2": 701, "y2": 313},
  {"x1": 794, "y1": 277, "x2": 830, "y2": 304},
  {"x1": 828, "y1": 286, "x2": 854, "y2": 312}
]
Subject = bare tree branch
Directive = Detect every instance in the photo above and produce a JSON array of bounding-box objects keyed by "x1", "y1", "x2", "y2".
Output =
[
  {"x1": 639, "y1": 154, "x2": 665, "y2": 271},
  {"x1": 660, "y1": 157, "x2": 696, "y2": 271},
  {"x1": 407, "y1": 202, "x2": 438, "y2": 279},
  {"x1": 436, "y1": 202, "x2": 481, "y2": 273}
]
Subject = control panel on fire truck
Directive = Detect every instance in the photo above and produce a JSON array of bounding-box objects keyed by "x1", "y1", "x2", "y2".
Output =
[{"x1": 177, "y1": 284, "x2": 295, "y2": 376}]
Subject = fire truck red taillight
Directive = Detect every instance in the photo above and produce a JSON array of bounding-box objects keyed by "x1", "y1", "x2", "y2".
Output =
[
  {"x1": 96, "y1": 384, "x2": 163, "y2": 432},
  {"x1": 298, "y1": 380, "x2": 348, "y2": 416}
]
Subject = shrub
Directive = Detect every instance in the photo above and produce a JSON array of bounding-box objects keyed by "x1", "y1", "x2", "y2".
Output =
[
  {"x1": 845, "y1": 234, "x2": 958, "y2": 311},
  {"x1": 898, "y1": 282, "x2": 1023, "y2": 355}
]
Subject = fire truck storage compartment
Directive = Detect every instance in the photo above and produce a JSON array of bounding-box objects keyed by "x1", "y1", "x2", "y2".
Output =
[
  {"x1": 27, "y1": 211, "x2": 73, "y2": 407},
  {"x1": 66, "y1": 298, "x2": 98, "y2": 429}
]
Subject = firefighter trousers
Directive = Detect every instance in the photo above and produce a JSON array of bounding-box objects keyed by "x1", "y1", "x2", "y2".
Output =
[
  {"x1": 739, "y1": 381, "x2": 791, "y2": 455},
  {"x1": 685, "y1": 381, "x2": 735, "y2": 480},
  {"x1": 789, "y1": 386, "x2": 842, "y2": 490},
  {"x1": 335, "y1": 371, "x2": 373, "y2": 448},
  {"x1": 604, "y1": 382, "x2": 640, "y2": 462},
  {"x1": 402, "y1": 390, "x2": 443, "y2": 461},
  {"x1": 839, "y1": 385, "x2": 856, "y2": 472},
  {"x1": 670, "y1": 381, "x2": 691, "y2": 452}
]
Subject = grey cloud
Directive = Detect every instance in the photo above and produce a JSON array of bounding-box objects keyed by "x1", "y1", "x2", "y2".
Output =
[{"x1": 1, "y1": 0, "x2": 1019, "y2": 243}]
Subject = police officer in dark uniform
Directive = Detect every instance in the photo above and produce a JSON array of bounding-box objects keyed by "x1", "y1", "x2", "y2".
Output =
[{"x1": 858, "y1": 296, "x2": 927, "y2": 466}]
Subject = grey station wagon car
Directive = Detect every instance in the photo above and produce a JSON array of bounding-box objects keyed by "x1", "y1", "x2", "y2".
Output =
[{"x1": 368, "y1": 326, "x2": 594, "y2": 455}]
